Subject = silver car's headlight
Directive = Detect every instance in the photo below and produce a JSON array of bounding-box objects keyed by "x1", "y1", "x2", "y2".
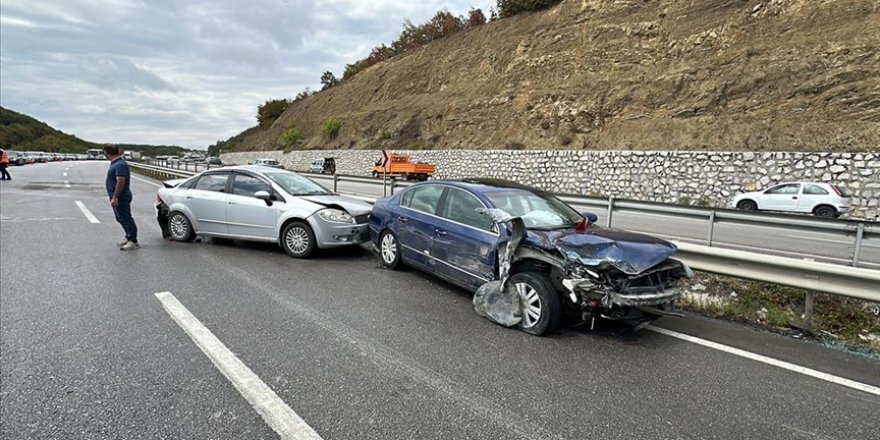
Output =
[{"x1": 318, "y1": 208, "x2": 354, "y2": 224}]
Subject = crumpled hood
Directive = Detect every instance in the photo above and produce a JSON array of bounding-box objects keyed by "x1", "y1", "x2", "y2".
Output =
[
  {"x1": 525, "y1": 227, "x2": 677, "y2": 275},
  {"x1": 300, "y1": 195, "x2": 372, "y2": 216}
]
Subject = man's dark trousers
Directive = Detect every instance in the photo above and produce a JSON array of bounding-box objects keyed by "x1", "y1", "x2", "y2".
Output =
[{"x1": 113, "y1": 197, "x2": 138, "y2": 243}]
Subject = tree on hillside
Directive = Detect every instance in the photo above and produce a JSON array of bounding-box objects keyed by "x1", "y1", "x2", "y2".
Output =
[
  {"x1": 496, "y1": 0, "x2": 562, "y2": 18},
  {"x1": 467, "y1": 8, "x2": 487, "y2": 27},
  {"x1": 320, "y1": 71, "x2": 339, "y2": 90},
  {"x1": 257, "y1": 99, "x2": 292, "y2": 128}
]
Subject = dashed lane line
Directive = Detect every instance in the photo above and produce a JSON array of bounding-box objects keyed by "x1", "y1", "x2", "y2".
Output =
[
  {"x1": 74, "y1": 200, "x2": 100, "y2": 224},
  {"x1": 154, "y1": 291, "x2": 324, "y2": 440},
  {"x1": 648, "y1": 326, "x2": 880, "y2": 397}
]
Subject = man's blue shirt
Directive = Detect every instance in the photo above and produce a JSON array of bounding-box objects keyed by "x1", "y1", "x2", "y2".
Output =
[{"x1": 106, "y1": 157, "x2": 132, "y2": 200}]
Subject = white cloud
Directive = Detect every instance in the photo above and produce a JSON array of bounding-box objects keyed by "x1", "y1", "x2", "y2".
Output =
[{"x1": 0, "y1": 0, "x2": 495, "y2": 148}]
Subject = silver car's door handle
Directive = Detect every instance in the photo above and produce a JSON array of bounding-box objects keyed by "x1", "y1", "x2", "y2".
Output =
[
  {"x1": 186, "y1": 196, "x2": 192, "y2": 199},
  {"x1": 228, "y1": 201, "x2": 236, "y2": 205}
]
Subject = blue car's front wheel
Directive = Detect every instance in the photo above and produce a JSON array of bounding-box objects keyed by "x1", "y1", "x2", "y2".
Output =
[
  {"x1": 379, "y1": 230, "x2": 402, "y2": 270},
  {"x1": 510, "y1": 272, "x2": 561, "y2": 336}
]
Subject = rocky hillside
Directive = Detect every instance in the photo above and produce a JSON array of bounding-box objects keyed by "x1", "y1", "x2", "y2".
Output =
[{"x1": 232, "y1": 0, "x2": 880, "y2": 152}]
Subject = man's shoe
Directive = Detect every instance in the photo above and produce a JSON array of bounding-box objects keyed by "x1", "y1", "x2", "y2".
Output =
[
  {"x1": 120, "y1": 241, "x2": 139, "y2": 251},
  {"x1": 117, "y1": 240, "x2": 129, "y2": 248}
]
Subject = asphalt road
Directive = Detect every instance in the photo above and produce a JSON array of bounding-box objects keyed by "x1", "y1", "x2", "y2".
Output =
[
  {"x1": 303, "y1": 175, "x2": 880, "y2": 269},
  {"x1": 2, "y1": 162, "x2": 878, "y2": 439}
]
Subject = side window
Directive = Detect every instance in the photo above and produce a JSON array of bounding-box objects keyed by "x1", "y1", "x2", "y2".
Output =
[
  {"x1": 232, "y1": 174, "x2": 271, "y2": 197},
  {"x1": 178, "y1": 177, "x2": 198, "y2": 189},
  {"x1": 194, "y1": 173, "x2": 229, "y2": 192},
  {"x1": 765, "y1": 184, "x2": 800, "y2": 195},
  {"x1": 804, "y1": 185, "x2": 829, "y2": 195},
  {"x1": 404, "y1": 185, "x2": 444, "y2": 214},
  {"x1": 440, "y1": 188, "x2": 493, "y2": 231}
]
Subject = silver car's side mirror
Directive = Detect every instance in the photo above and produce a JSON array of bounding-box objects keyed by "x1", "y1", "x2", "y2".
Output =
[{"x1": 254, "y1": 190, "x2": 273, "y2": 206}]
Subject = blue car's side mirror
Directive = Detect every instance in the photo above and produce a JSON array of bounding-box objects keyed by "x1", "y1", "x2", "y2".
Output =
[{"x1": 582, "y1": 212, "x2": 598, "y2": 225}]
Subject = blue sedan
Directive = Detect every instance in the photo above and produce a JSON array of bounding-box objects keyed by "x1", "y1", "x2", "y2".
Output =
[{"x1": 369, "y1": 179, "x2": 691, "y2": 336}]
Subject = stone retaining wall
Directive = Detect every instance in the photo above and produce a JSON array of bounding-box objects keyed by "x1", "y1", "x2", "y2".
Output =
[{"x1": 221, "y1": 150, "x2": 880, "y2": 219}]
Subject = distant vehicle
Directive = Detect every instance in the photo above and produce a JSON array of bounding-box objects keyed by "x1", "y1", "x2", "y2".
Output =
[
  {"x1": 155, "y1": 166, "x2": 372, "y2": 258},
  {"x1": 249, "y1": 158, "x2": 283, "y2": 169},
  {"x1": 309, "y1": 157, "x2": 336, "y2": 174},
  {"x1": 86, "y1": 148, "x2": 103, "y2": 160},
  {"x1": 730, "y1": 182, "x2": 851, "y2": 218},
  {"x1": 372, "y1": 153, "x2": 435, "y2": 181},
  {"x1": 6, "y1": 151, "x2": 26, "y2": 166},
  {"x1": 369, "y1": 179, "x2": 692, "y2": 336},
  {"x1": 206, "y1": 157, "x2": 223, "y2": 166}
]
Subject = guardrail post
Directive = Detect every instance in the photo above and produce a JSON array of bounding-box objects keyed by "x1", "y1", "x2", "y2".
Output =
[
  {"x1": 333, "y1": 174, "x2": 339, "y2": 193},
  {"x1": 707, "y1": 210, "x2": 716, "y2": 246},
  {"x1": 802, "y1": 291, "x2": 815, "y2": 332},
  {"x1": 852, "y1": 223, "x2": 864, "y2": 268},
  {"x1": 606, "y1": 196, "x2": 615, "y2": 228}
]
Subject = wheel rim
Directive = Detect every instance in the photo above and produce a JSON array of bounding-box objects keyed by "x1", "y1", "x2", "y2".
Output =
[
  {"x1": 285, "y1": 226, "x2": 310, "y2": 254},
  {"x1": 741, "y1": 202, "x2": 755, "y2": 211},
  {"x1": 515, "y1": 282, "x2": 542, "y2": 328},
  {"x1": 170, "y1": 214, "x2": 189, "y2": 239},
  {"x1": 817, "y1": 207, "x2": 834, "y2": 217},
  {"x1": 381, "y1": 234, "x2": 397, "y2": 264}
]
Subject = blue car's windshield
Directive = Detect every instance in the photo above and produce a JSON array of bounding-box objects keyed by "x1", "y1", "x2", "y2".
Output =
[
  {"x1": 484, "y1": 189, "x2": 583, "y2": 230},
  {"x1": 265, "y1": 172, "x2": 333, "y2": 196}
]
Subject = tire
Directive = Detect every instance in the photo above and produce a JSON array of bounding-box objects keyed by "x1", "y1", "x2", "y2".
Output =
[
  {"x1": 737, "y1": 200, "x2": 757, "y2": 211},
  {"x1": 814, "y1": 205, "x2": 837, "y2": 218},
  {"x1": 168, "y1": 212, "x2": 195, "y2": 242},
  {"x1": 378, "y1": 230, "x2": 402, "y2": 269},
  {"x1": 281, "y1": 221, "x2": 316, "y2": 258},
  {"x1": 509, "y1": 272, "x2": 562, "y2": 336}
]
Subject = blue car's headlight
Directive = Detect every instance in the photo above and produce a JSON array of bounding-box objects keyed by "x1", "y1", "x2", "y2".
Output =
[{"x1": 318, "y1": 208, "x2": 354, "y2": 224}]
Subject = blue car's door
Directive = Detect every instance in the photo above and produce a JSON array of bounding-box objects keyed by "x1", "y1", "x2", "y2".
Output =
[
  {"x1": 430, "y1": 187, "x2": 498, "y2": 291},
  {"x1": 395, "y1": 185, "x2": 445, "y2": 269}
]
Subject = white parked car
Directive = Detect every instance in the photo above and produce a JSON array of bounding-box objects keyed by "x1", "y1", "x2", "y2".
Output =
[
  {"x1": 155, "y1": 166, "x2": 372, "y2": 257},
  {"x1": 730, "y1": 182, "x2": 851, "y2": 218}
]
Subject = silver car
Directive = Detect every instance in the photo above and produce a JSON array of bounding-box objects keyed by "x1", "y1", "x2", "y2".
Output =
[{"x1": 156, "y1": 166, "x2": 372, "y2": 257}]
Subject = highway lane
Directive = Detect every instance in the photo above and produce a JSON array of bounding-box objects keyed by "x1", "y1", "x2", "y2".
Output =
[
  {"x1": 306, "y1": 175, "x2": 880, "y2": 269},
  {"x1": 2, "y1": 162, "x2": 878, "y2": 439}
]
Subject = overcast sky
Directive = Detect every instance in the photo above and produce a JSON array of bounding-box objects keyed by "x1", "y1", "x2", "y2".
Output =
[{"x1": 0, "y1": 0, "x2": 494, "y2": 149}]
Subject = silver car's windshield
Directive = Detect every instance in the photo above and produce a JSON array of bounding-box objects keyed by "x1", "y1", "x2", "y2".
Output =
[
  {"x1": 485, "y1": 189, "x2": 583, "y2": 230},
  {"x1": 265, "y1": 172, "x2": 333, "y2": 196}
]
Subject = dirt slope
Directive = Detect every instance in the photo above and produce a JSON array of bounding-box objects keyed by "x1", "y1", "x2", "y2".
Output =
[{"x1": 233, "y1": 0, "x2": 880, "y2": 152}]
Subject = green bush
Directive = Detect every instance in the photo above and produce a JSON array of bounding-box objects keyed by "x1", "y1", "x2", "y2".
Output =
[
  {"x1": 281, "y1": 126, "x2": 305, "y2": 146},
  {"x1": 496, "y1": 0, "x2": 562, "y2": 18},
  {"x1": 320, "y1": 118, "x2": 341, "y2": 140}
]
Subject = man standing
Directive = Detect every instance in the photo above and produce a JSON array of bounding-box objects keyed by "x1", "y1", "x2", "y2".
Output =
[
  {"x1": 0, "y1": 149, "x2": 11, "y2": 180},
  {"x1": 104, "y1": 145, "x2": 138, "y2": 250}
]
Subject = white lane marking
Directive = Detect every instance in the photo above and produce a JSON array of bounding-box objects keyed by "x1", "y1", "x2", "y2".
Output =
[
  {"x1": 74, "y1": 201, "x2": 100, "y2": 224},
  {"x1": 64, "y1": 180, "x2": 71, "y2": 188},
  {"x1": 63, "y1": 172, "x2": 68, "y2": 177},
  {"x1": 154, "y1": 292, "x2": 323, "y2": 440},
  {"x1": 131, "y1": 175, "x2": 161, "y2": 187},
  {"x1": 648, "y1": 326, "x2": 880, "y2": 397}
]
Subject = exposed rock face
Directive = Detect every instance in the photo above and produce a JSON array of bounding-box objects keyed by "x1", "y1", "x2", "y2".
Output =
[
  {"x1": 230, "y1": 0, "x2": 880, "y2": 153},
  {"x1": 222, "y1": 149, "x2": 880, "y2": 219}
]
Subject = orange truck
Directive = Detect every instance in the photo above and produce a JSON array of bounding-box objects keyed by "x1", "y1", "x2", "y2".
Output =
[{"x1": 372, "y1": 153, "x2": 436, "y2": 181}]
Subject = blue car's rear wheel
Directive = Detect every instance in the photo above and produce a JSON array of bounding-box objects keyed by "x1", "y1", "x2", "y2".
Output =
[{"x1": 379, "y1": 230, "x2": 402, "y2": 270}]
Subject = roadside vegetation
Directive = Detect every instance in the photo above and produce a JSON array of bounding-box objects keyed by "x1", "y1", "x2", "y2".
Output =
[
  {"x1": 679, "y1": 273, "x2": 880, "y2": 353},
  {"x1": 0, "y1": 106, "x2": 96, "y2": 153}
]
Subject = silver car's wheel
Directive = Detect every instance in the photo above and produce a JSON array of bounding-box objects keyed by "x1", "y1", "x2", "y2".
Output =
[
  {"x1": 281, "y1": 222, "x2": 315, "y2": 258},
  {"x1": 515, "y1": 282, "x2": 542, "y2": 329},
  {"x1": 168, "y1": 212, "x2": 194, "y2": 242}
]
